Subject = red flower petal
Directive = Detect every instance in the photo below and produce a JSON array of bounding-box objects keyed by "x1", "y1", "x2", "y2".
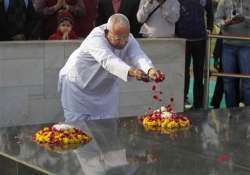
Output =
[
  {"x1": 217, "y1": 154, "x2": 230, "y2": 164},
  {"x1": 153, "y1": 95, "x2": 158, "y2": 100},
  {"x1": 151, "y1": 85, "x2": 156, "y2": 91}
]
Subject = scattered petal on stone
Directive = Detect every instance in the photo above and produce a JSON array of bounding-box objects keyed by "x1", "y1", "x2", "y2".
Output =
[
  {"x1": 152, "y1": 85, "x2": 156, "y2": 91},
  {"x1": 153, "y1": 95, "x2": 159, "y2": 100},
  {"x1": 217, "y1": 154, "x2": 230, "y2": 164}
]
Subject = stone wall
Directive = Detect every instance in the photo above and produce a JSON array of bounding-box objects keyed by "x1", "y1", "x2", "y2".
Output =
[{"x1": 0, "y1": 39, "x2": 186, "y2": 127}]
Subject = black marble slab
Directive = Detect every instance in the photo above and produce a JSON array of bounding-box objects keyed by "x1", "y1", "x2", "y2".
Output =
[{"x1": 1, "y1": 107, "x2": 250, "y2": 175}]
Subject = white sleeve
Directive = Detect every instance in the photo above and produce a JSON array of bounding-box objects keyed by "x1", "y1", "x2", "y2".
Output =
[
  {"x1": 162, "y1": 0, "x2": 180, "y2": 24},
  {"x1": 126, "y1": 35, "x2": 154, "y2": 74},
  {"x1": 86, "y1": 37, "x2": 131, "y2": 82},
  {"x1": 137, "y1": 0, "x2": 158, "y2": 23}
]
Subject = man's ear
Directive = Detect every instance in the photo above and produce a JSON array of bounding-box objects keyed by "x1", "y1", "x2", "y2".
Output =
[
  {"x1": 104, "y1": 29, "x2": 109, "y2": 39},
  {"x1": 104, "y1": 29, "x2": 109, "y2": 35}
]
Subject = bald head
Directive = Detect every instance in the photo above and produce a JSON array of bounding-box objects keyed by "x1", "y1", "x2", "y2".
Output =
[{"x1": 106, "y1": 14, "x2": 130, "y2": 32}]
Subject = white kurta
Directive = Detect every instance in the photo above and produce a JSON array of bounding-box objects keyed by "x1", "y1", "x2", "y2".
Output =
[{"x1": 58, "y1": 24, "x2": 154, "y2": 121}]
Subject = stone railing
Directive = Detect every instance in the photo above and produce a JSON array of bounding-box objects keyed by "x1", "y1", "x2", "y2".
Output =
[{"x1": 0, "y1": 38, "x2": 185, "y2": 127}]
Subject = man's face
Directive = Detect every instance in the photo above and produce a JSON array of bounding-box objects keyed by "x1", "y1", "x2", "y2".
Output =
[{"x1": 106, "y1": 25, "x2": 130, "y2": 49}]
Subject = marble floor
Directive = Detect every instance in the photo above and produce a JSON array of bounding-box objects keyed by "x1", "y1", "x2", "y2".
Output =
[{"x1": 1, "y1": 107, "x2": 250, "y2": 175}]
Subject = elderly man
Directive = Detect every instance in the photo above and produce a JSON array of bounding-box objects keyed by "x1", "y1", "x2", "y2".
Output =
[{"x1": 59, "y1": 14, "x2": 165, "y2": 122}]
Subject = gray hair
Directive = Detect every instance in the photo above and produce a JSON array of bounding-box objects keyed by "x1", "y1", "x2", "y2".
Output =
[{"x1": 106, "y1": 13, "x2": 130, "y2": 31}]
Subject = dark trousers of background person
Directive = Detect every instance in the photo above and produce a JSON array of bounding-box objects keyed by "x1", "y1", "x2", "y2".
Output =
[
  {"x1": 211, "y1": 68, "x2": 223, "y2": 108},
  {"x1": 211, "y1": 38, "x2": 224, "y2": 108},
  {"x1": 222, "y1": 44, "x2": 250, "y2": 107},
  {"x1": 210, "y1": 66, "x2": 241, "y2": 109},
  {"x1": 210, "y1": 39, "x2": 240, "y2": 108},
  {"x1": 184, "y1": 39, "x2": 206, "y2": 109},
  {"x1": 211, "y1": 72, "x2": 240, "y2": 108}
]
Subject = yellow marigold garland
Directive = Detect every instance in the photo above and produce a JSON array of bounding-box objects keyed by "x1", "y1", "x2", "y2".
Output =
[
  {"x1": 139, "y1": 106, "x2": 191, "y2": 133},
  {"x1": 33, "y1": 126, "x2": 91, "y2": 151}
]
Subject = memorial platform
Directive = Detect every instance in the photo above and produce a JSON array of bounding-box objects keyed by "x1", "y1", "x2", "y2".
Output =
[{"x1": 1, "y1": 107, "x2": 250, "y2": 175}]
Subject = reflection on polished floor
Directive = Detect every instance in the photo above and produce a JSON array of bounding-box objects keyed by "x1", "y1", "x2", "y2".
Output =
[{"x1": 1, "y1": 107, "x2": 250, "y2": 175}]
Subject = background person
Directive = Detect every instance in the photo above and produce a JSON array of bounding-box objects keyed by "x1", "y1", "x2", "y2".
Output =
[
  {"x1": 78, "y1": 0, "x2": 98, "y2": 38},
  {"x1": 96, "y1": 0, "x2": 142, "y2": 38},
  {"x1": 48, "y1": 11, "x2": 78, "y2": 40},
  {"x1": 1, "y1": 0, "x2": 40, "y2": 40},
  {"x1": 175, "y1": 0, "x2": 214, "y2": 109},
  {"x1": 33, "y1": 0, "x2": 85, "y2": 39},
  {"x1": 215, "y1": 0, "x2": 250, "y2": 107},
  {"x1": 136, "y1": 0, "x2": 180, "y2": 38},
  {"x1": 0, "y1": 0, "x2": 7, "y2": 41}
]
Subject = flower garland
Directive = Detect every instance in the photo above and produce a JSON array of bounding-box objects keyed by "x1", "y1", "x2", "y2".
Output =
[
  {"x1": 139, "y1": 105, "x2": 191, "y2": 134},
  {"x1": 33, "y1": 126, "x2": 91, "y2": 151},
  {"x1": 38, "y1": 142, "x2": 84, "y2": 152},
  {"x1": 139, "y1": 72, "x2": 191, "y2": 134}
]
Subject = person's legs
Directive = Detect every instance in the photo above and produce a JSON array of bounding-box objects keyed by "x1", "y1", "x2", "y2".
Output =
[
  {"x1": 211, "y1": 76, "x2": 224, "y2": 108},
  {"x1": 184, "y1": 41, "x2": 192, "y2": 100},
  {"x1": 238, "y1": 47, "x2": 250, "y2": 106},
  {"x1": 221, "y1": 44, "x2": 238, "y2": 107},
  {"x1": 211, "y1": 39, "x2": 224, "y2": 108},
  {"x1": 191, "y1": 40, "x2": 206, "y2": 109}
]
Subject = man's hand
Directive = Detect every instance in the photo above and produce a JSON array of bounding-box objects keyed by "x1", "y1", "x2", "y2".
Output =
[
  {"x1": 148, "y1": 68, "x2": 165, "y2": 82},
  {"x1": 128, "y1": 68, "x2": 149, "y2": 81}
]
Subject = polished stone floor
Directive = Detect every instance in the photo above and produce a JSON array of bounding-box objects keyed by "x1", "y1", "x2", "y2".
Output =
[{"x1": 1, "y1": 107, "x2": 250, "y2": 175}]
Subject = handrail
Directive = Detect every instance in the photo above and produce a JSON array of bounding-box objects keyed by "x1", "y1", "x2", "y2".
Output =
[
  {"x1": 210, "y1": 72, "x2": 250, "y2": 79},
  {"x1": 203, "y1": 34, "x2": 250, "y2": 109},
  {"x1": 209, "y1": 34, "x2": 250, "y2": 40}
]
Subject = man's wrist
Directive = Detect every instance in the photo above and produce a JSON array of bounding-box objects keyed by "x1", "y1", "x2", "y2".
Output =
[
  {"x1": 128, "y1": 68, "x2": 136, "y2": 77},
  {"x1": 147, "y1": 68, "x2": 154, "y2": 76}
]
